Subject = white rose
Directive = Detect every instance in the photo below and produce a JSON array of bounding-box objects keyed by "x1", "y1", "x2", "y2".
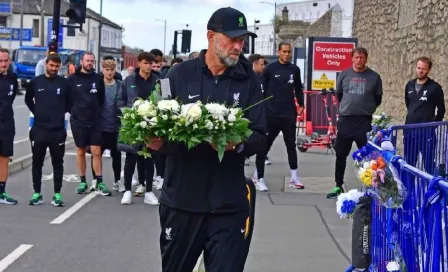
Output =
[
  {"x1": 158, "y1": 100, "x2": 180, "y2": 112},
  {"x1": 205, "y1": 103, "x2": 229, "y2": 120},
  {"x1": 137, "y1": 101, "x2": 156, "y2": 117},
  {"x1": 139, "y1": 121, "x2": 148, "y2": 128},
  {"x1": 228, "y1": 114, "x2": 236, "y2": 122},
  {"x1": 133, "y1": 99, "x2": 143, "y2": 109},
  {"x1": 205, "y1": 120, "x2": 214, "y2": 130},
  {"x1": 229, "y1": 108, "x2": 240, "y2": 116},
  {"x1": 181, "y1": 103, "x2": 202, "y2": 120},
  {"x1": 193, "y1": 124, "x2": 198, "y2": 129},
  {"x1": 161, "y1": 114, "x2": 168, "y2": 120}
]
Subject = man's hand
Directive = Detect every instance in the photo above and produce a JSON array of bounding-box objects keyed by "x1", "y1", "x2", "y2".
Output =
[
  {"x1": 297, "y1": 106, "x2": 304, "y2": 115},
  {"x1": 211, "y1": 142, "x2": 238, "y2": 151},
  {"x1": 147, "y1": 137, "x2": 165, "y2": 151}
]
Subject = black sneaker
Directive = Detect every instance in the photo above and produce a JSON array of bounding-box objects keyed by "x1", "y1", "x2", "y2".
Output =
[{"x1": 326, "y1": 186, "x2": 344, "y2": 199}]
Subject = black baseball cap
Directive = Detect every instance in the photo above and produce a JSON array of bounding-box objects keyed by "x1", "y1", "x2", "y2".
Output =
[{"x1": 207, "y1": 7, "x2": 256, "y2": 38}]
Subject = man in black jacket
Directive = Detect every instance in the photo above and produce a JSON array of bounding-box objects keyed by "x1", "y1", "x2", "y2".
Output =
[
  {"x1": 0, "y1": 48, "x2": 18, "y2": 205},
  {"x1": 68, "y1": 52, "x2": 109, "y2": 195},
  {"x1": 255, "y1": 42, "x2": 305, "y2": 191},
  {"x1": 117, "y1": 51, "x2": 160, "y2": 205},
  {"x1": 404, "y1": 56, "x2": 445, "y2": 174},
  {"x1": 25, "y1": 54, "x2": 72, "y2": 207},
  {"x1": 148, "y1": 7, "x2": 266, "y2": 272}
]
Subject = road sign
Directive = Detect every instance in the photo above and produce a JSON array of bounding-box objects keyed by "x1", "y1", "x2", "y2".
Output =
[
  {"x1": 311, "y1": 73, "x2": 335, "y2": 89},
  {"x1": 0, "y1": 28, "x2": 32, "y2": 41},
  {"x1": 313, "y1": 41, "x2": 356, "y2": 71},
  {"x1": 47, "y1": 18, "x2": 64, "y2": 48}
]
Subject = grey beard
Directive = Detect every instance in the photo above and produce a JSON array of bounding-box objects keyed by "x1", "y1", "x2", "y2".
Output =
[{"x1": 216, "y1": 52, "x2": 239, "y2": 67}]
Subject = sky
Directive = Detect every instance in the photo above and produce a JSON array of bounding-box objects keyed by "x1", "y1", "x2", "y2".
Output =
[{"x1": 86, "y1": 0, "x2": 283, "y2": 55}]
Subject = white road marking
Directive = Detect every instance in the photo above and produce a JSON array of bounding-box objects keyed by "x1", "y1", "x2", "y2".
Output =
[
  {"x1": 50, "y1": 193, "x2": 98, "y2": 224},
  {"x1": 0, "y1": 244, "x2": 33, "y2": 272},
  {"x1": 13, "y1": 138, "x2": 28, "y2": 145}
]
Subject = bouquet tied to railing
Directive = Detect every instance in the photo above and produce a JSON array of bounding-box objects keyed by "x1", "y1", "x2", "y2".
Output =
[
  {"x1": 352, "y1": 141, "x2": 407, "y2": 209},
  {"x1": 367, "y1": 109, "x2": 392, "y2": 140}
]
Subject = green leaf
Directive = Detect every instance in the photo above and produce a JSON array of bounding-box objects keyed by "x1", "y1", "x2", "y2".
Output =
[{"x1": 217, "y1": 144, "x2": 225, "y2": 162}]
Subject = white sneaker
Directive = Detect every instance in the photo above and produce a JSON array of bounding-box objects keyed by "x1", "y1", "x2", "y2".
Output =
[
  {"x1": 156, "y1": 178, "x2": 164, "y2": 190},
  {"x1": 89, "y1": 179, "x2": 97, "y2": 192},
  {"x1": 144, "y1": 192, "x2": 159, "y2": 205},
  {"x1": 244, "y1": 158, "x2": 250, "y2": 166},
  {"x1": 153, "y1": 176, "x2": 162, "y2": 187},
  {"x1": 121, "y1": 191, "x2": 132, "y2": 204},
  {"x1": 134, "y1": 184, "x2": 145, "y2": 196},
  {"x1": 131, "y1": 179, "x2": 139, "y2": 187},
  {"x1": 103, "y1": 149, "x2": 111, "y2": 157},
  {"x1": 112, "y1": 180, "x2": 126, "y2": 193},
  {"x1": 255, "y1": 178, "x2": 269, "y2": 191},
  {"x1": 265, "y1": 158, "x2": 271, "y2": 165},
  {"x1": 289, "y1": 178, "x2": 305, "y2": 189}
]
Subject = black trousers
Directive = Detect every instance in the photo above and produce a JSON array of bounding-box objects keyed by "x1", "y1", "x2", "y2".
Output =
[
  {"x1": 334, "y1": 132, "x2": 367, "y2": 187},
  {"x1": 91, "y1": 131, "x2": 122, "y2": 182},
  {"x1": 256, "y1": 115, "x2": 297, "y2": 179},
  {"x1": 159, "y1": 179, "x2": 255, "y2": 272},
  {"x1": 154, "y1": 152, "x2": 166, "y2": 179},
  {"x1": 30, "y1": 127, "x2": 66, "y2": 194},
  {"x1": 123, "y1": 153, "x2": 153, "y2": 192}
]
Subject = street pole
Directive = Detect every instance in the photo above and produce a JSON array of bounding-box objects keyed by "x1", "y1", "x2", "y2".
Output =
[
  {"x1": 97, "y1": 0, "x2": 103, "y2": 70},
  {"x1": 48, "y1": 0, "x2": 61, "y2": 54},
  {"x1": 273, "y1": 1, "x2": 276, "y2": 55},
  {"x1": 40, "y1": 0, "x2": 45, "y2": 46},
  {"x1": 19, "y1": 0, "x2": 23, "y2": 46},
  {"x1": 163, "y1": 19, "x2": 166, "y2": 56}
]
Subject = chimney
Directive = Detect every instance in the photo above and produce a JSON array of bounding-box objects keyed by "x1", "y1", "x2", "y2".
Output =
[{"x1": 282, "y1": 6, "x2": 289, "y2": 21}]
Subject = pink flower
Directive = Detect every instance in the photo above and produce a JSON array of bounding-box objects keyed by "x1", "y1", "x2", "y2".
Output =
[
  {"x1": 377, "y1": 169, "x2": 385, "y2": 183},
  {"x1": 371, "y1": 170, "x2": 378, "y2": 187}
]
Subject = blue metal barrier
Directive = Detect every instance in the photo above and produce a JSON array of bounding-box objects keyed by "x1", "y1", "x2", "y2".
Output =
[
  {"x1": 361, "y1": 136, "x2": 448, "y2": 272},
  {"x1": 389, "y1": 121, "x2": 448, "y2": 177}
]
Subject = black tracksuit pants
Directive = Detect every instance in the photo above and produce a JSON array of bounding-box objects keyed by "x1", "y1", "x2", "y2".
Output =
[
  {"x1": 159, "y1": 178, "x2": 256, "y2": 272},
  {"x1": 255, "y1": 115, "x2": 297, "y2": 179},
  {"x1": 30, "y1": 127, "x2": 66, "y2": 194},
  {"x1": 154, "y1": 152, "x2": 166, "y2": 179},
  {"x1": 334, "y1": 132, "x2": 367, "y2": 187},
  {"x1": 91, "y1": 131, "x2": 122, "y2": 182},
  {"x1": 123, "y1": 153, "x2": 153, "y2": 192}
]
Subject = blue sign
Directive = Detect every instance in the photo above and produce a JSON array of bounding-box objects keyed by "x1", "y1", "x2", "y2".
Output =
[
  {"x1": 47, "y1": 18, "x2": 64, "y2": 48},
  {"x1": 0, "y1": 3, "x2": 11, "y2": 14},
  {"x1": 0, "y1": 27, "x2": 32, "y2": 41}
]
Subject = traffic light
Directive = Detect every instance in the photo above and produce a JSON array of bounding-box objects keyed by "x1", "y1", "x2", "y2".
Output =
[
  {"x1": 243, "y1": 36, "x2": 249, "y2": 54},
  {"x1": 181, "y1": 30, "x2": 192, "y2": 53},
  {"x1": 66, "y1": 0, "x2": 87, "y2": 24}
]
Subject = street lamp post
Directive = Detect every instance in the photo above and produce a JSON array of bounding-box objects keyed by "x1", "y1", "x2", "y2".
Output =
[
  {"x1": 156, "y1": 19, "x2": 167, "y2": 55},
  {"x1": 259, "y1": 1, "x2": 278, "y2": 55}
]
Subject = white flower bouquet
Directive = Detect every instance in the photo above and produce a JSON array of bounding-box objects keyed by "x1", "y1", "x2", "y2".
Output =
[
  {"x1": 367, "y1": 109, "x2": 392, "y2": 140},
  {"x1": 168, "y1": 101, "x2": 252, "y2": 161},
  {"x1": 119, "y1": 85, "x2": 257, "y2": 161}
]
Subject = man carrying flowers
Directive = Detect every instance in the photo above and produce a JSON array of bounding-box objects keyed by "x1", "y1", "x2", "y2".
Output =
[{"x1": 148, "y1": 7, "x2": 266, "y2": 272}]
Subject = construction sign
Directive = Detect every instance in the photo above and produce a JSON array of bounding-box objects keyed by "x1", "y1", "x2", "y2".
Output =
[{"x1": 311, "y1": 73, "x2": 335, "y2": 89}]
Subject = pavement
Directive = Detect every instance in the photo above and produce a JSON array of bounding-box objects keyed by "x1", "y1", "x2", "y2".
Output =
[{"x1": 1, "y1": 122, "x2": 361, "y2": 271}]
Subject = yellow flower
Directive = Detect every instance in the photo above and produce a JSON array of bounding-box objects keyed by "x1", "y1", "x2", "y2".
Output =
[{"x1": 360, "y1": 169, "x2": 373, "y2": 187}]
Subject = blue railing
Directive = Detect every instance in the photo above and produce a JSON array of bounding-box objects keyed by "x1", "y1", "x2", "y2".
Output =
[{"x1": 354, "y1": 123, "x2": 448, "y2": 272}]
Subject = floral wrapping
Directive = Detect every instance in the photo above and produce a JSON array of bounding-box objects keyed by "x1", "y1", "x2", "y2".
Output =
[
  {"x1": 353, "y1": 150, "x2": 407, "y2": 209},
  {"x1": 367, "y1": 110, "x2": 392, "y2": 140}
]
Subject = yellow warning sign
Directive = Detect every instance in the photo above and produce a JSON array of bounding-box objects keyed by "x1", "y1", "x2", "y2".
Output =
[{"x1": 312, "y1": 73, "x2": 335, "y2": 90}]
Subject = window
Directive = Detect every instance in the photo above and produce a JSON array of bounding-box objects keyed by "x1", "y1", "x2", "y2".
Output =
[
  {"x1": 67, "y1": 24, "x2": 76, "y2": 36},
  {"x1": 32, "y1": 19, "x2": 39, "y2": 38},
  {"x1": 313, "y1": 2, "x2": 317, "y2": 6},
  {"x1": 0, "y1": 16, "x2": 6, "y2": 27}
]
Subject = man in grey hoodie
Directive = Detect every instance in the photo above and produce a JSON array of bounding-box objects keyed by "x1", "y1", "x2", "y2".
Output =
[{"x1": 89, "y1": 58, "x2": 123, "y2": 194}]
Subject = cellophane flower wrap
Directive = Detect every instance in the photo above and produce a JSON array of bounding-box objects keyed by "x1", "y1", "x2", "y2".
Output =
[
  {"x1": 336, "y1": 189, "x2": 365, "y2": 219},
  {"x1": 352, "y1": 148, "x2": 407, "y2": 208},
  {"x1": 367, "y1": 109, "x2": 392, "y2": 140}
]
